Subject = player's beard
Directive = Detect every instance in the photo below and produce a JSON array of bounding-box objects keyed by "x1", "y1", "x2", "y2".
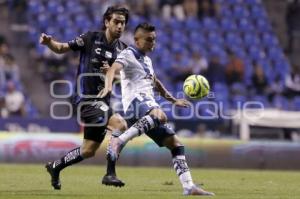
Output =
[{"x1": 113, "y1": 30, "x2": 122, "y2": 39}]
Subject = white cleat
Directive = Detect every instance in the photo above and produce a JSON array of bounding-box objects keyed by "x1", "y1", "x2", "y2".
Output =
[{"x1": 183, "y1": 185, "x2": 215, "y2": 196}]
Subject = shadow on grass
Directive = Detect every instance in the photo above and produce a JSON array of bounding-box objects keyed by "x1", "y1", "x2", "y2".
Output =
[{"x1": 0, "y1": 190, "x2": 96, "y2": 197}]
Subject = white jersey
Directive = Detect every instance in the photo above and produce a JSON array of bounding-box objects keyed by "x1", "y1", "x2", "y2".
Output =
[{"x1": 115, "y1": 46, "x2": 156, "y2": 112}]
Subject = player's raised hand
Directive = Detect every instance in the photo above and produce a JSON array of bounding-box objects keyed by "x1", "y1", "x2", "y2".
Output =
[
  {"x1": 39, "y1": 33, "x2": 52, "y2": 45},
  {"x1": 174, "y1": 99, "x2": 190, "y2": 108}
]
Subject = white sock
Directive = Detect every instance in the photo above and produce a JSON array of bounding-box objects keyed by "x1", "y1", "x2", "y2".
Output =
[
  {"x1": 118, "y1": 115, "x2": 159, "y2": 143},
  {"x1": 172, "y1": 155, "x2": 194, "y2": 189}
]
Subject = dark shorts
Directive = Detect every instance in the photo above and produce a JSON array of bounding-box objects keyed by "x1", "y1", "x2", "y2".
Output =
[
  {"x1": 125, "y1": 96, "x2": 175, "y2": 147},
  {"x1": 77, "y1": 100, "x2": 113, "y2": 143}
]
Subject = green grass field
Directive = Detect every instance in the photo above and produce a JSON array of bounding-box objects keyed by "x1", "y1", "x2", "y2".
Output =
[{"x1": 0, "y1": 163, "x2": 299, "y2": 199}]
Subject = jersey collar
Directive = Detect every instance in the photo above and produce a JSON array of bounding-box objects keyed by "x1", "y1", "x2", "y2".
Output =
[{"x1": 128, "y1": 45, "x2": 145, "y2": 59}]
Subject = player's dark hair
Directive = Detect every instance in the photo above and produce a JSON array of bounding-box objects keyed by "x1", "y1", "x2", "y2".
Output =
[
  {"x1": 134, "y1": 23, "x2": 156, "y2": 34},
  {"x1": 102, "y1": 6, "x2": 129, "y2": 30}
]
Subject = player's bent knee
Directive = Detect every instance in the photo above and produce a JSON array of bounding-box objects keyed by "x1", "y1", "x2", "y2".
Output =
[
  {"x1": 108, "y1": 114, "x2": 128, "y2": 132},
  {"x1": 149, "y1": 109, "x2": 168, "y2": 124},
  {"x1": 163, "y1": 136, "x2": 183, "y2": 149},
  {"x1": 119, "y1": 119, "x2": 127, "y2": 131}
]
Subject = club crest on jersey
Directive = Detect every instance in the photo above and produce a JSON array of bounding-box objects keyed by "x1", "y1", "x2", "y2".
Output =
[
  {"x1": 105, "y1": 51, "x2": 112, "y2": 59},
  {"x1": 75, "y1": 37, "x2": 84, "y2": 46}
]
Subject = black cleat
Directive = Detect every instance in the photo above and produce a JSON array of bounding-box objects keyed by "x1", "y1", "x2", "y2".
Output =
[
  {"x1": 102, "y1": 175, "x2": 125, "y2": 187},
  {"x1": 45, "y1": 162, "x2": 61, "y2": 190}
]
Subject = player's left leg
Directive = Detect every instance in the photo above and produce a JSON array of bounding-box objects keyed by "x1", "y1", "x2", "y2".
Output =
[
  {"x1": 45, "y1": 127, "x2": 103, "y2": 190},
  {"x1": 162, "y1": 135, "x2": 214, "y2": 196},
  {"x1": 145, "y1": 124, "x2": 214, "y2": 196},
  {"x1": 102, "y1": 113, "x2": 127, "y2": 187}
]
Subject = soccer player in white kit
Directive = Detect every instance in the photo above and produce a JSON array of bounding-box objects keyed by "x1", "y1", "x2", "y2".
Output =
[{"x1": 99, "y1": 23, "x2": 214, "y2": 196}]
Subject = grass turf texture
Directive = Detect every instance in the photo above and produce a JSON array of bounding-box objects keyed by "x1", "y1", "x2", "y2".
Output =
[{"x1": 0, "y1": 164, "x2": 299, "y2": 199}]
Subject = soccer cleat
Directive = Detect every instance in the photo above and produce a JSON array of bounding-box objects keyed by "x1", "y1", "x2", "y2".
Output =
[
  {"x1": 102, "y1": 174, "x2": 125, "y2": 187},
  {"x1": 183, "y1": 185, "x2": 215, "y2": 196},
  {"x1": 45, "y1": 162, "x2": 61, "y2": 190},
  {"x1": 107, "y1": 137, "x2": 125, "y2": 161}
]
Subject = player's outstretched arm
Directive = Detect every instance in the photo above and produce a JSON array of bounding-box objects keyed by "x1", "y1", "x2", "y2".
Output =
[
  {"x1": 154, "y1": 76, "x2": 190, "y2": 108},
  {"x1": 98, "y1": 62, "x2": 123, "y2": 98},
  {"x1": 39, "y1": 33, "x2": 70, "y2": 54}
]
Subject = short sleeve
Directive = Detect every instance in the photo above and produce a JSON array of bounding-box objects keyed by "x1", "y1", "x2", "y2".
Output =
[
  {"x1": 115, "y1": 49, "x2": 131, "y2": 68},
  {"x1": 68, "y1": 32, "x2": 89, "y2": 51}
]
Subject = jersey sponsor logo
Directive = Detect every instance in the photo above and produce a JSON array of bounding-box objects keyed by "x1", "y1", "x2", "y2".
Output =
[
  {"x1": 94, "y1": 40, "x2": 103, "y2": 45},
  {"x1": 95, "y1": 48, "x2": 102, "y2": 54},
  {"x1": 75, "y1": 37, "x2": 84, "y2": 46}
]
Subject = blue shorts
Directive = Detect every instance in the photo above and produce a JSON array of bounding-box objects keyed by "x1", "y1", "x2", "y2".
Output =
[{"x1": 125, "y1": 96, "x2": 175, "y2": 147}]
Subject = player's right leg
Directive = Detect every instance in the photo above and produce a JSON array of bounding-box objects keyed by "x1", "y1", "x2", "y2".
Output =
[
  {"x1": 108, "y1": 107, "x2": 165, "y2": 160},
  {"x1": 45, "y1": 102, "x2": 107, "y2": 190},
  {"x1": 45, "y1": 127, "x2": 103, "y2": 190}
]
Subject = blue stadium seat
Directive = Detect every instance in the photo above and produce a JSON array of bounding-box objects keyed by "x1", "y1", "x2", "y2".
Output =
[
  {"x1": 292, "y1": 97, "x2": 300, "y2": 111},
  {"x1": 272, "y1": 95, "x2": 290, "y2": 110},
  {"x1": 229, "y1": 46, "x2": 247, "y2": 59},
  {"x1": 207, "y1": 32, "x2": 224, "y2": 46},
  {"x1": 243, "y1": 61, "x2": 253, "y2": 85},
  {"x1": 213, "y1": 83, "x2": 229, "y2": 101},
  {"x1": 248, "y1": 45, "x2": 266, "y2": 60},
  {"x1": 189, "y1": 32, "x2": 205, "y2": 45},
  {"x1": 261, "y1": 33, "x2": 279, "y2": 47},
  {"x1": 237, "y1": 18, "x2": 254, "y2": 32},
  {"x1": 231, "y1": 82, "x2": 246, "y2": 95},
  {"x1": 184, "y1": 17, "x2": 201, "y2": 31},
  {"x1": 267, "y1": 47, "x2": 284, "y2": 62},
  {"x1": 250, "y1": 5, "x2": 267, "y2": 19},
  {"x1": 37, "y1": 13, "x2": 50, "y2": 30},
  {"x1": 28, "y1": 0, "x2": 44, "y2": 15},
  {"x1": 220, "y1": 5, "x2": 233, "y2": 18},
  {"x1": 172, "y1": 30, "x2": 188, "y2": 45},
  {"x1": 150, "y1": 16, "x2": 164, "y2": 29},
  {"x1": 255, "y1": 19, "x2": 272, "y2": 33},
  {"x1": 233, "y1": 5, "x2": 250, "y2": 18},
  {"x1": 273, "y1": 60, "x2": 290, "y2": 80},
  {"x1": 231, "y1": 95, "x2": 247, "y2": 109},
  {"x1": 245, "y1": 0, "x2": 262, "y2": 5},
  {"x1": 220, "y1": 17, "x2": 237, "y2": 32},
  {"x1": 156, "y1": 30, "x2": 170, "y2": 46},
  {"x1": 169, "y1": 18, "x2": 183, "y2": 30},
  {"x1": 46, "y1": 1, "x2": 61, "y2": 15},
  {"x1": 225, "y1": 32, "x2": 243, "y2": 47},
  {"x1": 202, "y1": 17, "x2": 219, "y2": 31},
  {"x1": 249, "y1": 95, "x2": 270, "y2": 108},
  {"x1": 227, "y1": 0, "x2": 243, "y2": 5},
  {"x1": 243, "y1": 33, "x2": 260, "y2": 47}
]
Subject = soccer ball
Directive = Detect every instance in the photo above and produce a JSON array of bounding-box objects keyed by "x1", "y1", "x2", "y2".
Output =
[{"x1": 183, "y1": 75, "x2": 210, "y2": 99}]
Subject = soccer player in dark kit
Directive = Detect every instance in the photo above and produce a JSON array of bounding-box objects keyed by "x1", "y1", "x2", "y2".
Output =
[{"x1": 40, "y1": 6, "x2": 129, "y2": 190}]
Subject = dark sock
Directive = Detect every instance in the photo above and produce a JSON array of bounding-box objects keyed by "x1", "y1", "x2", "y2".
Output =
[
  {"x1": 53, "y1": 147, "x2": 84, "y2": 172},
  {"x1": 106, "y1": 155, "x2": 116, "y2": 176},
  {"x1": 171, "y1": 145, "x2": 185, "y2": 157}
]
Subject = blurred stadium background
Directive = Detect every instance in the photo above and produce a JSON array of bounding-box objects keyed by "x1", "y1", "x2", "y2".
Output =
[{"x1": 1, "y1": 0, "x2": 300, "y2": 171}]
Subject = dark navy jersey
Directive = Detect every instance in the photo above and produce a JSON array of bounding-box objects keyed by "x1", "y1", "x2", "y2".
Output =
[{"x1": 68, "y1": 31, "x2": 127, "y2": 104}]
